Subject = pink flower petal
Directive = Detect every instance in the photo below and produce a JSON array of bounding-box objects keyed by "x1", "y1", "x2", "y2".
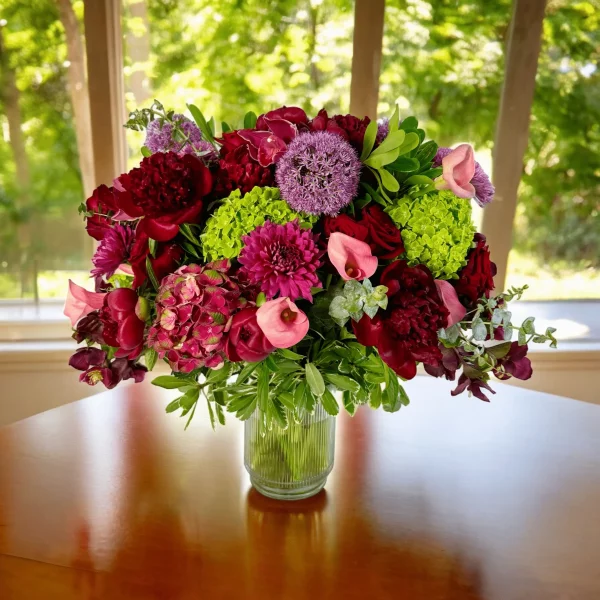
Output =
[
  {"x1": 256, "y1": 297, "x2": 309, "y2": 348},
  {"x1": 63, "y1": 280, "x2": 106, "y2": 327},
  {"x1": 439, "y1": 144, "x2": 476, "y2": 199},
  {"x1": 327, "y1": 232, "x2": 378, "y2": 281},
  {"x1": 435, "y1": 280, "x2": 467, "y2": 327}
]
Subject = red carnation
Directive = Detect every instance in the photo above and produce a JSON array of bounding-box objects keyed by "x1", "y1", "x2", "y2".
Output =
[
  {"x1": 115, "y1": 152, "x2": 212, "y2": 242},
  {"x1": 324, "y1": 205, "x2": 404, "y2": 259},
  {"x1": 309, "y1": 109, "x2": 371, "y2": 152},
  {"x1": 453, "y1": 233, "x2": 497, "y2": 307},
  {"x1": 353, "y1": 261, "x2": 449, "y2": 379}
]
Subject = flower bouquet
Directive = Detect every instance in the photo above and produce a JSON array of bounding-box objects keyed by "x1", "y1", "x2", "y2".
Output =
[{"x1": 66, "y1": 101, "x2": 557, "y2": 499}]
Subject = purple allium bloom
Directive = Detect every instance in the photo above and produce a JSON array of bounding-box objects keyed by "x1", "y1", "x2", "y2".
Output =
[
  {"x1": 376, "y1": 118, "x2": 389, "y2": 144},
  {"x1": 275, "y1": 131, "x2": 361, "y2": 216},
  {"x1": 145, "y1": 114, "x2": 217, "y2": 161},
  {"x1": 238, "y1": 220, "x2": 323, "y2": 301},
  {"x1": 91, "y1": 224, "x2": 135, "y2": 278},
  {"x1": 433, "y1": 147, "x2": 495, "y2": 207}
]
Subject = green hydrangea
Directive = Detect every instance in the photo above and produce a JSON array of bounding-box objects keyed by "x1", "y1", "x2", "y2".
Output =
[
  {"x1": 201, "y1": 187, "x2": 317, "y2": 260},
  {"x1": 385, "y1": 189, "x2": 475, "y2": 279}
]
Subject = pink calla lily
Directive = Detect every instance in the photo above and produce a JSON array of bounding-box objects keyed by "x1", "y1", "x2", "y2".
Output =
[
  {"x1": 64, "y1": 280, "x2": 106, "y2": 327},
  {"x1": 256, "y1": 297, "x2": 309, "y2": 348},
  {"x1": 327, "y1": 232, "x2": 378, "y2": 281},
  {"x1": 436, "y1": 143, "x2": 476, "y2": 199},
  {"x1": 435, "y1": 280, "x2": 467, "y2": 327}
]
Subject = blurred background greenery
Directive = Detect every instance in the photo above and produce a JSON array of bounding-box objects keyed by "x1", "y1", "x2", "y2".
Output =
[{"x1": 0, "y1": 0, "x2": 598, "y2": 300}]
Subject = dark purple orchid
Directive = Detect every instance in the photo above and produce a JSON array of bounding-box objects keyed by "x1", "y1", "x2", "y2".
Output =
[
  {"x1": 493, "y1": 342, "x2": 533, "y2": 381},
  {"x1": 451, "y1": 373, "x2": 496, "y2": 402}
]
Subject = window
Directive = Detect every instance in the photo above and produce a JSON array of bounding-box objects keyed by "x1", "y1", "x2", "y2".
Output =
[{"x1": 0, "y1": 1, "x2": 91, "y2": 304}]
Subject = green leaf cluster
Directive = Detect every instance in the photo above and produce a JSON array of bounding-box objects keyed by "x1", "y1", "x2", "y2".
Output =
[{"x1": 328, "y1": 279, "x2": 388, "y2": 326}]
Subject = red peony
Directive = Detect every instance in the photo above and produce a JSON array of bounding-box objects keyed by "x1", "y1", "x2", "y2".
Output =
[
  {"x1": 324, "y1": 205, "x2": 404, "y2": 259},
  {"x1": 225, "y1": 307, "x2": 275, "y2": 363},
  {"x1": 453, "y1": 233, "x2": 497, "y2": 307},
  {"x1": 129, "y1": 232, "x2": 184, "y2": 289},
  {"x1": 115, "y1": 152, "x2": 212, "y2": 242},
  {"x1": 353, "y1": 261, "x2": 449, "y2": 379},
  {"x1": 309, "y1": 109, "x2": 371, "y2": 152},
  {"x1": 85, "y1": 184, "x2": 118, "y2": 241}
]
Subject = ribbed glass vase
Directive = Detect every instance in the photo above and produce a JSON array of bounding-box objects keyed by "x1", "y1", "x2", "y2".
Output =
[{"x1": 244, "y1": 404, "x2": 336, "y2": 501}]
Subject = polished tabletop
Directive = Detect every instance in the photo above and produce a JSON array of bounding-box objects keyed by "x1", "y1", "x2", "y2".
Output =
[{"x1": 1, "y1": 377, "x2": 599, "y2": 600}]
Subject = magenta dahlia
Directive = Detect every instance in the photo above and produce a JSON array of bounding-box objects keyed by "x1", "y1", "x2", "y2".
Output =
[
  {"x1": 238, "y1": 220, "x2": 323, "y2": 302},
  {"x1": 275, "y1": 131, "x2": 361, "y2": 216},
  {"x1": 147, "y1": 261, "x2": 247, "y2": 373},
  {"x1": 91, "y1": 224, "x2": 135, "y2": 278}
]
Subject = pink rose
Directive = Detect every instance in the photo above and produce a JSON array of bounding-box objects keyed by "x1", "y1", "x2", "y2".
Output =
[
  {"x1": 225, "y1": 307, "x2": 275, "y2": 362},
  {"x1": 256, "y1": 297, "x2": 309, "y2": 348},
  {"x1": 436, "y1": 144, "x2": 476, "y2": 199},
  {"x1": 434, "y1": 280, "x2": 467, "y2": 327},
  {"x1": 327, "y1": 232, "x2": 378, "y2": 281},
  {"x1": 64, "y1": 280, "x2": 106, "y2": 327}
]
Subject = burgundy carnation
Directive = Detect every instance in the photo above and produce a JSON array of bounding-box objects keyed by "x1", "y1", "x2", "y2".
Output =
[
  {"x1": 85, "y1": 184, "x2": 118, "y2": 241},
  {"x1": 215, "y1": 142, "x2": 275, "y2": 196},
  {"x1": 453, "y1": 233, "x2": 497, "y2": 307},
  {"x1": 309, "y1": 109, "x2": 371, "y2": 152},
  {"x1": 324, "y1": 205, "x2": 404, "y2": 259},
  {"x1": 115, "y1": 152, "x2": 212, "y2": 242},
  {"x1": 225, "y1": 307, "x2": 275, "y2": 363},
  {"x1": 353, "y1": 261, "x2": 449, "y2": 379}
]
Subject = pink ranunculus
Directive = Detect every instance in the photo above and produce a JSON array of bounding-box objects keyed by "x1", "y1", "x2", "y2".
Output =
[
  {"x1": 436, "y1": 144, "x2": 476, "y2": 199},
  {"x1": 225, "y1": 307, "x2": 275, "y2": 362},
  {"x1": 327, "y1": 232, "x2": 378, "y2": 281},
  {"x1": 435, "y1": 280, "x2": 467, "y2": 327},
  {"x1": 64, "y1": 280, "x2": 106, "y2": 327},
  {"x1": 256, "y1": 297, "x2": 309, "y2": 348}
]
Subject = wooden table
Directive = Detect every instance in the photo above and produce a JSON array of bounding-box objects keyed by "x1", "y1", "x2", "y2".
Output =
[{"x1": 1, "y1": 378, "x2": 599, "y2": 599}]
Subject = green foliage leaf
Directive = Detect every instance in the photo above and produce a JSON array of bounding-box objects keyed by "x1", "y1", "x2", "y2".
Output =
[
  {"x1": 305, "y1": 362, "x2": 325, "y2": 397},
  {"x1": 370, "y1": 130, "x2": 406, "y2": 156},
  {"x1": 324, "y1": 373, "x2": 361, "y2": 393},
  {"x1": 278, "y1": 348, "x2": 304, "y2": 360},
  {"x1": 396, "y1": 132, "x2": 420, "y2": 156},
  {"x1": 187, "y1": 103, "x2": 216, "y2": 146},
  {"x1": 221, "y1": 121, "x2": 231, "y2": 133},
  {"x1": 243, "y1": 111, "x2": 258, "y2": 129},
  {"x1": 144, "y1": 348, "x2": 158, "y2": 371},
  {"x1": 141, "y1": 146, "x2": 152, "y2": 157},
  {"x1": 342, "y1": 390, "x2": 357, "y2": 416},
  {"x1": 379, "y1": 168, "x2": 400, "y2": 192},
  {"x1": 165, "y1": 398, "x2": 181, "y2": 413},
  {"x1": 364, "y1": 148, "x2": 400, "y2": 169},
  {"x1": 360, "y1": 120, "x2": 379, "y2": 161},
  {"x1": 257, "y1": 364, "x2": 270, "y2": 411},
  {"x1": 388, "y1": 156, "x2": 420, "y2": 173},
  {"x1": 145, "y1": 257, "x2": 160, "y2": 291},
  {"x1": 369, "y1": 384, "x2": 382, "y2": 409},
  {"x1": 400, "y1": 116, "x2": 418, "y2": 131},
  {"x1": 321, "y1": 387, "x2": 340, "y2": 416},
  {"x1": 152, "y1": 376, "x2": 193, "y2": 389}
]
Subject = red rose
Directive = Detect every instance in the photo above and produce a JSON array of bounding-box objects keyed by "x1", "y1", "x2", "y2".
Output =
[
  {"x1": 100, "y1": 288, "x2": 146, "y2": 359},
  {"x1": 323, "y1": 206, "x2": 404, "y2": 259},
  {"x1": 353, "y1": 261, "x2": 449, "y2": 379},
  {"x1": 323, "y1": 214, "x2": 369, "y2": 241},
  {"x1": 361, "y1": 205, "x2": 405, "y2": 259},
  {"x1": 115, "y1": 152, "x2": 212, "y2": 242},
  {"x1": 309, "y1": 109, "x2": 371, "y2": 152},
  {"x1": 85, "y1": 184, "x2": 118, "y2": 241},
  {"x1": 215, "y1": 144, "x2": 275, "y2": 196},
  {"x1": 225, "y1": 307, "x2": 275, "y2": 363},
  {"x1": 453, "y1": 233, "x2": 496, "y2": 307},
  {"x1": 129, "y1": 233, "x2": 183, "y2": 289}
]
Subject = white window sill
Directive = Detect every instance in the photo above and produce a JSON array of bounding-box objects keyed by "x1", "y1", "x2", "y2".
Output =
[{"x1": 0, "y1": 300, "x2": 71, "y2": 342}]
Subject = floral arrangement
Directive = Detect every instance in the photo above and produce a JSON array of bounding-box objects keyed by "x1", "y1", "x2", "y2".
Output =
[{"x1": 66, "y1": 101, "x2": 557, "y2": 428}]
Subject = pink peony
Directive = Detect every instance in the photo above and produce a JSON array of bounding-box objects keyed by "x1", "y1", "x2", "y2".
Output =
[
  {"x1": 434, "y1": 280, "x2": 466, "y2": 327},
  {"x1": 147, "y1": 261, "x2": 247, "y2": 373},
  {"x1": 256, "y1": 297, "x2": 309, "y2": 348},
  {"x1": 436, "y1": 144, "x2": 476, "y2": 199},
  {"x1": 238, "y1": 220, "x2": 323, "y2": 302},
  {"x1": 64, "y1": 280, "x2": 106, "y2": 327},
  {"x1": 327, "y1": 232, "x2": 378, "y2": 281}
]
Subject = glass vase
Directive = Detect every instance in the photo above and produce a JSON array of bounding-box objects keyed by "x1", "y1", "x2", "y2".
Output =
[{"x1": 244, "y1": 404, "x2": 336, "y2": 501}]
